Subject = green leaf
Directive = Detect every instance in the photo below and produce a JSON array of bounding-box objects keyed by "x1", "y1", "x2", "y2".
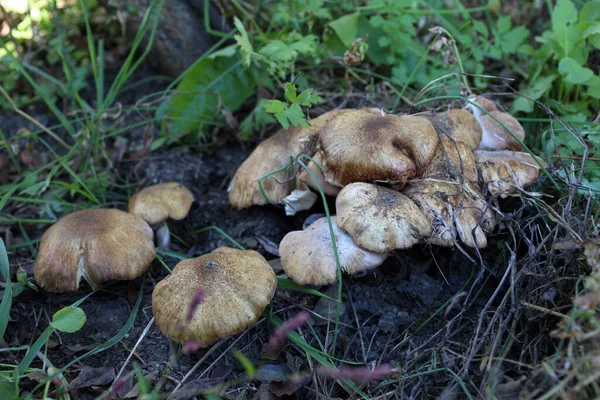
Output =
[
  {"x1": 498, "y1": 26, "x2": 529, "y2": 54},
  {"x1": 233, "y1": 17, "x2": 253, "y2": 66},
  {"x1": 262, "y1": 99, "x2": 286, "y2": 114},
  {"x1": 296, "y1": 88, "x2": 323, "y2": 107},
  {"x1": 284, "y1": 82, "x2": 298, "y2": 103},
  {"x1": 552, "y1": 0, "x2": 580, "y2": 56},
  {"x1": 585, "y1": 76, "x2": 600, "y2": 99},
  {"x1": 580, "y1": 0, "x2": 600, "y2": 22},
  {"x1": 167, "y1": 55, "x2": 257, "y2": 134},
  {"x1": 234, "y1": 351, "x2": 256, "y2": 378},
  {"x1": 0, "y1": 238, "x2": 12, "y2": 341},
  {"x1": 558, "y1": 57, "x2": 594, "y2": 84},
  {"x1": 51, "y1": 306, "x2": 86, "y2": 333},
  {"x1": 511, "y1": 74, "x2": 558, "y2": 113},
  {"x1": 289, "y1": 34, "x2": 319, "y2": 55},
  {"x1": 284, "y1": 103, "x2": 307, "y2": 127},
  {"x1": 582, "y1": 24, "x2": 600, "y2": 49},
  {"x1": 0, "y1": 371, "x2": 19, "y2": 400},
  {"x1": 259, "y1": 40, "x2": 295, "y2": 62}
]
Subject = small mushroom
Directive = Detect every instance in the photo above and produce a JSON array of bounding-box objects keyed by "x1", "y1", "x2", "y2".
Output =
[
  {"x1": 128, "y1": 182, "x2": 195, "y2": 247},
  {"x1": 152, "y1": 247, "x2": 277, "y2": 346},
  {"x1": 279, "y1": 216, "x2": 388, "y2": 286},
  {"x1": 318, "y1": 109, "x2": 439, "y2": 188},
  {"x1": 466, "y1": 96, "x2": 525, "y2": 151},
  {"x1": 34, "y1": 209, "x2": 156, "y2": 293},
  {"x1": 422, "y1": 109, "x2": 482, "y2": 150},
  {"x1": 474, "y1": 150, "x2": 544, "y2": 197},
  {"x1": 335, "y1": 182, "x2": 432, "y2": 253},
  {"x1": 228, "y1": 109, "x2": 345, "y2": 209}
]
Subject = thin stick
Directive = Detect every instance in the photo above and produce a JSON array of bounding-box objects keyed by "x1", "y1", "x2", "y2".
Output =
[{"x1": 113, "y1": 316, "x2": 154, "y2": 384}]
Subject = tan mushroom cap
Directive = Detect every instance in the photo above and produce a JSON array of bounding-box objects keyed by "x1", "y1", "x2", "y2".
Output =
[
  {"x1": 474, "y1": 150, "x2": 544, "y2": 198},
  {"x1": 318, "y1": 109, "x2": 439, "y2": 188},
  {"x1": 335, "y1": 183, "x2": 432, "y2": 253},
  {"x1": 128, "y1": 182, "x2": 195, "y2": 225},
  {"x1": 422, "y1": 109, "x2": 482, "y2": 150},
  {"x1": 467, "y1": 97, "x2": 525, "y2": 151},
  {"x1": 279, "y1": 216, "x2": 388, "y2": 286},
  {"x1": 228, "y1": 109, "x2": 345, "y2": 209},
  {"x1": 403, "y1": 180, "x2": 497, "y2": 248},
  {"x1": 34, "y1": 209, "x2": 156, "y2": 293},
  {"x1": 152, "y1": 247, "x2": 277, "y2": 346}
]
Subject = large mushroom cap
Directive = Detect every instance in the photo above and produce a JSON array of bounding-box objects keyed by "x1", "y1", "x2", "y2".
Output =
[
  {"x1": 422, "y1": 109, "x2": 482, "y2": 150},
  {"x1": 318, "y1": 109, "x2": 439, "y2": 188},
  {"x1": 422, "y1": 136, "x2": 478, "y2": 183},
  {"x1": 403, "y1": 180, "x2": 497, "y2": 248},
  {"x1": 34, "y1": 209, "x2": 156, "y2": 293},
  {"x1": 152, "y1": 247, "x2": 277, "y2": 346},
  {"x1": 279, "y1": 216, "x2": 388, "y2": 286},
  {"x1": 467, "y1": 97, "x2": 525, "y2": 151},
  {"x1": 128, "y1": 182, "x2": 195, "y2": 225},
  {"x1": 228, "y1": 109, "x2": 345, "y2": 209},
  {"x1": 335, "y1": 183, "x2": 432, "y2": 253},
  {"x1": 474, "y1": 150, "x2": 544, "y2": 197}
]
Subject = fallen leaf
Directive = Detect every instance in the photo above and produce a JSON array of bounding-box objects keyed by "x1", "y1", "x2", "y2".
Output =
[{"x1": 69, "y1": 367, "x2": 115, "y2": 391}]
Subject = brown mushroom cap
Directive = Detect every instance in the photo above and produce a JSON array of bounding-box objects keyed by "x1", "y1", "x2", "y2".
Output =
[
  {"x1": 474, "y1": 150, "x2": 544, "y2": 197},
  {"x1": 422, "y1": 109, "x2": 482, "y2": 150},
  {"x1": 403, "y1": 180, "x2": 497, "y2": 248},
  {"x1": 152, "y1": 247, "x2": 277, "y2": 346},
  {"x1": 318, "y1": 109, "x2": 439, "y2": 188},
  {"x1": 335, "y1": 183, "x2": 432, "y2": 252},
  {"x1": 467, "y1": 97, "x2": 525, "y2": 151},
  {"x1": 128, "y1": 182, "x2": 195, "y2": 225},
  {"x1": 228, "y1": 109, "x2": 345, "y2": 209},
  {"x1": 34, "y1": 209, "x2": 156, "y2": 293},
  {"x1": 279, "y1": 216, "x2": 388, "y2": 286}
]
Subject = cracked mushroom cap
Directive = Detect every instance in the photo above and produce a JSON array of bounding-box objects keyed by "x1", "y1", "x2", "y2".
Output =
[
  {"x1": 279, "y1": 216, "x2": 388, "y2": 286},
  {"x1": 34, "y1": 209, "x2": 156, "y2": 293},
  {"x1": 422, "y1": 136, "x2": 478, "y2": 183},
  {"x1": 318, "y1": 109, "x2": 439, "y2": 188},
  {"x1": 335, "y1": 183, "x2": 432, "y2": 253},
  {"x1": 228, "y1": 109, "x2": 345, "y2": 209},
  {"x1": 128, "y1": 182, "x2": 195, "y2": 225},
  {"x1": 152, "y1": 247, "x2": 277, "y2": 346},
  {"x1": 422, "y1": 109, "x2": 482, "y2": 150},
  {"x1": 403, "y1": 180, "x2": 497, "y2": 248},
  {"x1": 474, "y1": 150, "x2": 544, "y2": 197},
  {"x1": 467, "y1": 97, "x2": 525, "y2": 151}
]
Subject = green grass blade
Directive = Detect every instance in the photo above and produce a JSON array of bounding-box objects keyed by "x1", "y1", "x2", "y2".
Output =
[{"x1": 0, "y1": 238, "x2": 12, "y2": 341}]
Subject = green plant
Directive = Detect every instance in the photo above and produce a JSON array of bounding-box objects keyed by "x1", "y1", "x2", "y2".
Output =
[{"x1": 262, "y1": 82, "x2": 323, "y2": 129}]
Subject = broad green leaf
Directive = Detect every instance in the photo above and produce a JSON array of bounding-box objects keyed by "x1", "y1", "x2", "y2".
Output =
[
  {"x1": 582, "y1": 24, "x2": 600, "y2": 49},
  {"x1": 511, "y1": 74, "x2": 558, "y2": 113},
  {"x1": 498, "y1": 26, "x2": 529, "y2": 54},
  {"x1": 259, "y1": 40, "x2": 295, "y2": 62},
  {"x1": 233, "y1": 17, "x2": 253, "y2": 66},
  {"x1": 585, "y1": 76, "x2": 600, "y2": 99},
  {"x1": 296, "y1": 88, "x2": 323, "y2": 107},
  {"x1": 289, "y1": 35, "x2": 319, "y2": 55},
  {"x1": 552, "y1": 0, "x2": 579, "y2": 56},
  {"x1": 328, "y1": 13, "x2": 392, "y2": 65},
  {"x1": 51, "y1": 306, "x2": 86, "y2": 333},
  {"x1": 580, "y1": 0, "x2": 600, "y2": 22},
  {"x1": 167, "y1": 55, "x2": 257, "y2": 134},
  {"x1": 0, "y1": 371, "x2": 18, "y2": 400},
  {"x1": 558, "y1": 57, "x2": 594, "y2": 84}
]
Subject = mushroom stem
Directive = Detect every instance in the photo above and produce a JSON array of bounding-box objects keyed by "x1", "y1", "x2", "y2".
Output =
[{"x1": 153, "y1": 222, "x2": 171, "y2": 249}]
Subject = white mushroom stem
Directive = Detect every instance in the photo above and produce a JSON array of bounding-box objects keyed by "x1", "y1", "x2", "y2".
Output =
[{"x1": 154, "y1": 222, "x2": 171, "y2": 249}]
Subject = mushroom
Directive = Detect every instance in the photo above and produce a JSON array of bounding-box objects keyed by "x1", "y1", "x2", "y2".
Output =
[
  {"x1": 403, "y1": 180, "x2": 497, "y2": 248},
  {"x1": 128, "y1": 182, "x2": 195, "y2": 248},
  {"x1": 34, "y1": 209, "x2": 156, "y2": 293},
  {"x1": 152, "y1": 247, "x2": 277, "y2": 346},
  {"x1": 335, "y1": 182, "x2": 432, "y2": 253},
  {"x1": 474, "y1": 150, "x2": 544, "y2": 197},
  {"x1": 466, "y1": 96, "x2": 525, "y2": 151},
  {"x1": 401, "y1": 136, "x2": 497, "y2": 248},
  {"x1": 228, "y1": 109, "x2": 345, "y2": 209},
  {"x1": 296, "y1": 152, "x2": 342, "y2": 197},
  {"x1": 318, "y1": 109, "x2": 439, "y2": 188},
  {"x1": 279, "y1": 216, "x2": 388, "y2": 286},
  {"x1": 421, "y1": 109, "x2": 482, "y2": 150}
]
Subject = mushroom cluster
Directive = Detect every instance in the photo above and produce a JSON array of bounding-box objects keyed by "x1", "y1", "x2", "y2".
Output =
[{"x1": 228, "y1": 96, "x2": 546, "y2": 285}]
